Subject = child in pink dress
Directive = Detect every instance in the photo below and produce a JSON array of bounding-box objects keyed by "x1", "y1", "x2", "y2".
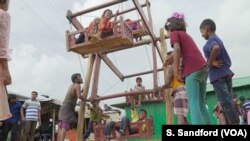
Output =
[
  {"x1": 164, "y1": 12, "x2": 211, "y2": 124},
  {"x1": 0, "y1": 0, "x2": 12, "y2": 120}
]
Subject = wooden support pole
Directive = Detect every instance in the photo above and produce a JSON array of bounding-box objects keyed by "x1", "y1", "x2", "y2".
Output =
[
  {"x1": 133, "y1": 0, "x2": 158, "y2": 89},
  {"x1": 91, "y1": 54, "x2": 101, "y2": 98},
  {"x1": 145, "y1": 0, "x2": 163, "y2": 62},
  {"x1": 76, "y1": 54, "x2": 95, "y2": 141},
  {"x1": 150, "y1": 41, "x2": 158, "y2": 89},
  {"x1": 52, "y1": 108, "x2": 56, "y2": 141},
  {"x1": 66, "y1": 10, "x2": 84, "y2": 30},
  {"x1": 160, "y1": 28, "x2": 173, "y2": 124}
]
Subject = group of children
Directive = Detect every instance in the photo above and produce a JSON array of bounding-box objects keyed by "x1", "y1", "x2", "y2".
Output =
[
  {"x1": 75, "y1": 8, "x2": 142, "y2": 44},
  {"x1": 161, "y1": 12, "x2": 239, "y2": 125},
  {"x1": 78, "y1": 10, "x2": 241, "y2": 126},
  {"x1": 76, "y1": 10, "x2": 240, "y2": 127},
  {"x1": 214, "y1": 95, "x2": 250, "y2": 125}
]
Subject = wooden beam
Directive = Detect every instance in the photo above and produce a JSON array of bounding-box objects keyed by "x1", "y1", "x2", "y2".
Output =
[
  {"x1": 70, "y1": 0, "x2": 128, "y2": 18},
  {"x1": 151, "y1": 41, "x2": 158, "y2": 89},
  {"x1": 133, "y1": 0, "x2": 158, "y2": 89},
  {"x1": 100, "y1": 54, "x2": 124, "y2": 81},
  {"x1": 160, "y1": 28, "x2": 173, "y2": 124},
  {"x1": 94, "y1": 89, "x2": 154, "y2": 101},
  {"x1": 66, "y1": 10, "x2": 84, "y2": 30},
  {"x1": 132, "y1": 0, "x2": 156, "y2": 41},
  {"x1": 77, "y1": 54, "x2": 95, "y2": 141},
  {"x1": 91, "y1": 55, "x2": 101, "y2": 98},
  {"x1": 123, "y1": 68, "x2": 163, "y2": 79},
  {"x1": 145, "y1": 0, "x2": 163, "y2": 62}
]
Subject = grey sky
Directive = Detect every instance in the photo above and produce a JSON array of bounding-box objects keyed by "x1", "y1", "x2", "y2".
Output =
[{"x1": 7, "y1": 0, "x2": 250, "y2": 106}]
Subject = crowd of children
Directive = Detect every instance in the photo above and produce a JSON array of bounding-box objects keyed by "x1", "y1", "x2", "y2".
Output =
[
  {"x1": 73, "y1": 8, "x2": 246, "y2": 126},
  {"x1": 161, "y1": 12, "x2": 246, "y2": 125},
  {"x1": 74, "y1": 8, "x2": 143, "y2": 44}
]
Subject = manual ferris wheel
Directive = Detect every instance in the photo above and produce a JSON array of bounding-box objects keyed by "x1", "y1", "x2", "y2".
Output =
[{"x1": 65, "y1": 0, "x2": 173, "y2": 140}]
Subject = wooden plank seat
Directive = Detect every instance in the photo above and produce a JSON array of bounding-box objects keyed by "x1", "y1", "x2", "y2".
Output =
[
  {"x1": 66, "y1": 16, "x2": 134, "y2": 56},
  {"x1": 93, "y1": 117, "x2": 154, "y2": 141}
]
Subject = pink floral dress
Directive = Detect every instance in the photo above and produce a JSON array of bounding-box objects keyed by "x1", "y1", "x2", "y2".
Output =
[{"x1": 0, "y1": 9, "x2": 12, "y2": 120}]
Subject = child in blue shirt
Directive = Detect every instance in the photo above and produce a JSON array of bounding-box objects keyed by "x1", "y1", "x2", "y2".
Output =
[{"x1": 200, "y1": 19, "x2": 239, "y2": 124}]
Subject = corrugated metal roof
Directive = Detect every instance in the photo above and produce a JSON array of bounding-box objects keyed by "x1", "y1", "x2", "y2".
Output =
[
  {"x1": 207, "y1": 76, "x2": 250, "y2": 92},
  {"x1": 7, "y1": 90, "x2": 53, "y2": 102}
]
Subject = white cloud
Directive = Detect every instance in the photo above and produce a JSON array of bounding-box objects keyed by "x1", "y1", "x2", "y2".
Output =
[
  {"x1": 8, "y1": 43, "x2": 83, "y2": 100},
  {"x1": 215, "y1": 0, "x2": 250, "y2": 78}
]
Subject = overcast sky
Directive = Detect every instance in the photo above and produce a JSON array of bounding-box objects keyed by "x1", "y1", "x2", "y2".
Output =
[{"x1": 7, "y1": 0, "x2": 250, "y2": 107}]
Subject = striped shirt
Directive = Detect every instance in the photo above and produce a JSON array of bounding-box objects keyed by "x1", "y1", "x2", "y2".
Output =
[
  {"x1": 5, "y1": 101, "x2": 22, "y2": 124},
  {"x1": 22, "y1": 99, "x2": 41, "y2": 121},
  {"x1": 242, "y1": 100, "x2": 250, "y2": 110}
]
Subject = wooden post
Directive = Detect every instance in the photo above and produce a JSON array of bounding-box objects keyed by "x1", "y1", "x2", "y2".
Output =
[
  {"x1": 91, "y1": 55, "x2": 101, "y2": 98},
  {"x1": 146, "y1": 0, "x2": 163, "y2": 62},
  {"x1": 76, "y1": 54, "x2": 95, "y2": 141},
  {"x1": 52, "y1": 108, "x2": 56, "y2": 141},
  {"x1": 138, "y1": 0, "x2": 158, "y2": 90},
  {"x1": 160, "y1": 28, "x2": 173, "y2": 124}
]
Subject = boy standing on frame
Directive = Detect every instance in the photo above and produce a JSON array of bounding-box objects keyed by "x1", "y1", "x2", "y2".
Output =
[{"x1": 130, "y1": 77, "x2": 146, "y2": 106}]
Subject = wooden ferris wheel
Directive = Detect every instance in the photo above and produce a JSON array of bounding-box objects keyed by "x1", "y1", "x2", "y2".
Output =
[{"x1": 65, "y1": 0, "x2": 172, "y2": 140}]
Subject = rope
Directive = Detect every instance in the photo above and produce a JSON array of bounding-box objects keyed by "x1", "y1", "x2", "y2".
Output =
[
  {"x1": 126, "y1": 78, "x2": 132, "y2": 90},
  {"x1": 100, "y1": 79, "x2": 120, "y2": 95},
  {"x1": 144, "y1": 45, "x2": 152, "y2": 70},
  {"x1": 77, "y1": 55, "x2": 85, "y2": 80}
]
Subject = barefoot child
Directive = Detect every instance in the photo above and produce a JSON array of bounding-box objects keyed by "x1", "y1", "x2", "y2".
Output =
[
  {"x1": 161, "y1": 51, "x2": 189, "y2": 125},
  {"x1": 164, "y1": 12, "x2": 212, "y2": 124}
]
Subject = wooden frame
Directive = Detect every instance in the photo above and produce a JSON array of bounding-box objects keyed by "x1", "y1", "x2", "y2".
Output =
[
  {"x1": 64, "y1": 1, "x2": 171, "y2": 140},
  {"x1": 66, "y1": 16, "x2": 134, "y2": 56}
]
